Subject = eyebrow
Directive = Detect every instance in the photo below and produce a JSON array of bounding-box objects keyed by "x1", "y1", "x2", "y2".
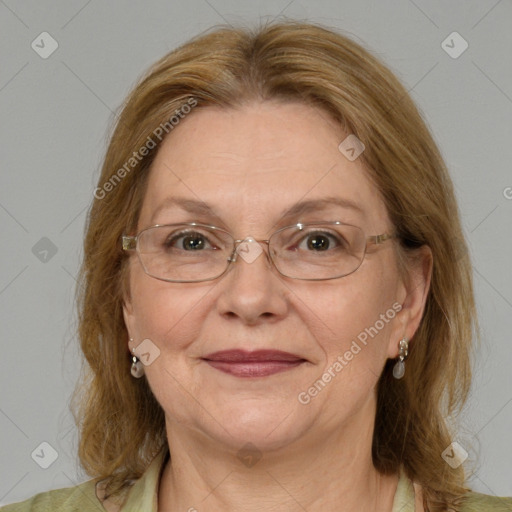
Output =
[{"x1": 150, "y1": 196, "x2": 364, "y2": 225}]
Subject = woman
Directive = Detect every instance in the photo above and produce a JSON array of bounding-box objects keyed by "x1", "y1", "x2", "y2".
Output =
[{"x1": 3, "y1": 20, "x2": 511, "y2": 512}]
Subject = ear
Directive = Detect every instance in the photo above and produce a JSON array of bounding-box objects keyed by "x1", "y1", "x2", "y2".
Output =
[{"x1": 387, "y1": 244, "x2": 433, "y2": 358}]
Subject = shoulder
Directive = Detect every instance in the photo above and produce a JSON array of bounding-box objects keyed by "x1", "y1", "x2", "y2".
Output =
[
  {"x1": 0, "y1": 447, "x2": 168, "y2": 512},
  {"x1": 461, "y1": 490, "x2": 512, "y2": 511},
  {"x1": 409, "y1": 478, "x2": 511, "y2": 512},
  {"x1": 0, "y1": 479, "x2": 109, "y2": 512}
]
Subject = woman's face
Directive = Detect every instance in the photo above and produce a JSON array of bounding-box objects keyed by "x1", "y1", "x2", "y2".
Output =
[{"x1": 123, "y1": 101, "x2": 422, "y2": 452}]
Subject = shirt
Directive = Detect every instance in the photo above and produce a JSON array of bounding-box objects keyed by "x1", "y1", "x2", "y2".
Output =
[{"x1": 2, "y1": 448, "x2": 511, "y2": 511}]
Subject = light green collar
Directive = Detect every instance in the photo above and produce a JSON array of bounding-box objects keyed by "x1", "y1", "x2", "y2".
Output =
[
  {"x1": 391, "y1": 467, "x2": 416, "y2": 511},
  {"x1": 119, "y1": 448, "x2": 169, "y2": 512}
]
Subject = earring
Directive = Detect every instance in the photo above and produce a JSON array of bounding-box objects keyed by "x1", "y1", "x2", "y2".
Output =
[
  {"x1": 129, "y1": 338, "x2": 145, "y2": 378},
  {"x1": 392, "y1": 337, "x2": 408, "y2": 379}
]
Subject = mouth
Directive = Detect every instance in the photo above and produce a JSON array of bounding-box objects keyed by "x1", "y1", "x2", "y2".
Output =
[{"x1": 201, "y1": 349, "x2": 307, "y2": 378}]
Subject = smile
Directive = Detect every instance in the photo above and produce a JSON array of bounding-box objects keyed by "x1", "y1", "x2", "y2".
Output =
[
  {"x1": 201, "y1": 349, "x2": 307, "y2": 378},
  {"x1": 203, "y1": 359, "x2": 306, "y2": 378}
]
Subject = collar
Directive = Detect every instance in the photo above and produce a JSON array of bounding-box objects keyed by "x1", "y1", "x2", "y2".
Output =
[
  {"x1": 392, "y1": 467, "x2": 416, "y2": 511},
  {"x1": 120, "y1": 448, "x2": 169, "y2": 512}
]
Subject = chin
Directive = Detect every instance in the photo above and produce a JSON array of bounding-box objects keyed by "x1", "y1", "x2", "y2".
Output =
[{"x1": 203, "y1": 400, "x2": 311, "y2": 452}]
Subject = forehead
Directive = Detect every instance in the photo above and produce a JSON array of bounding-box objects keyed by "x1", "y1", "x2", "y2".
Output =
[{"x1": 138, "y1": 101, "x2": 389, "y2": 232}]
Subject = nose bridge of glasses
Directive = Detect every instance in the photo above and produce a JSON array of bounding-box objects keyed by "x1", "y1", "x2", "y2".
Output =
[{"x1": 228, "y1": 237, "x2": 271, "y2": 264}]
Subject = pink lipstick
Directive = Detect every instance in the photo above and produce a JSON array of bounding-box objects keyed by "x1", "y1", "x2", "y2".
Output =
[{"x1": 202, "y1": 349, "x2": 306, "y2": 378}]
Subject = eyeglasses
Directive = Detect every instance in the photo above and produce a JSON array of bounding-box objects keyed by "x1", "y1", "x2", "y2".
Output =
[{"x1": 122, "y1": 221, "x2": 396, "y2": 283}]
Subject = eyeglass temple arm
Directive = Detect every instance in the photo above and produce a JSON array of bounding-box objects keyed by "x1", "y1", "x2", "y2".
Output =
[
  {"x1": 122, "y1": 236, "x2": 137, "y2": 251},
  {"x1": 367, "y1": 233, "x2": 395, "y2": 245}
]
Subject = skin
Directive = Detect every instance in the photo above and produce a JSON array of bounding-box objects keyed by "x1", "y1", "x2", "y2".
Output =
[{"x1": 123, "y1": 100, "x2": 431, "y2": 512}]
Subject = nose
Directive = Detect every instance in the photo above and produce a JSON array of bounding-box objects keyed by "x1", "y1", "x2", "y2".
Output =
[{"x1": 215, "y1": 239, "x2": 289, "y2": 324}]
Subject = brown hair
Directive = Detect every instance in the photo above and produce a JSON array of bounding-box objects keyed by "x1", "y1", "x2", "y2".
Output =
[{"x1": 72, "y1": 19, "x2": 476, "y2": 510}]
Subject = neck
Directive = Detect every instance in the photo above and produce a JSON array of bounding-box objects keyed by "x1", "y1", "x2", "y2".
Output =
[{"x1": 158, "y1": 405, "x2": 398, "y2": 511}]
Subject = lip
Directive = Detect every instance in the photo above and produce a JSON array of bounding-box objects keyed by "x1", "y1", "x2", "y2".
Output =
[
  {"x1": 203, "y1": 349, "x2": 304, "y2": 362},
  {"x1": 202, "y1": 350, "x2": 307, "y2": 378}
]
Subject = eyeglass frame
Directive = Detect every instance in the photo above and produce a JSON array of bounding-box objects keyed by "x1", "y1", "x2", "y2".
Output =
[{"x1": 121, "y1": 221, "x2": 397, "y2": 283}]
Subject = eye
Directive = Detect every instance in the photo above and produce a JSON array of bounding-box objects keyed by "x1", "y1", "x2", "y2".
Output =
[
  {"x1": 296, "y1": 230, "x2": 347, "y2": 252},
  {"x1": 164, "y1": 230, "x2": 216, "y2": 251}
]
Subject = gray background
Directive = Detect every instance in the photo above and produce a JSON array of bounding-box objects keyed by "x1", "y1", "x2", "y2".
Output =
[{"x1": 1, "y1": 0, "x2": 511, "y2": 506}]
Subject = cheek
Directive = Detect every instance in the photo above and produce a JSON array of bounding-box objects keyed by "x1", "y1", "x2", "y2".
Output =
[
  {"x1": 300, "y1": 282, "x2": 398, "y2": 418},
  {"x1": 129, "y1": 273, "x2": 209, "y2": 351},
  {"x1": 303, "y1": 270, "x2": 398, "y2": 365}
]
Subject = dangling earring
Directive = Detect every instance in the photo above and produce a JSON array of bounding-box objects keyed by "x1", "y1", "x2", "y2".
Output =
[
  {"x1": 392, "y1": 337, "x2": 408, "y2": 379},
  {"x1": 129, "y1": 338, "x2": 145, "y2": 378}
]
